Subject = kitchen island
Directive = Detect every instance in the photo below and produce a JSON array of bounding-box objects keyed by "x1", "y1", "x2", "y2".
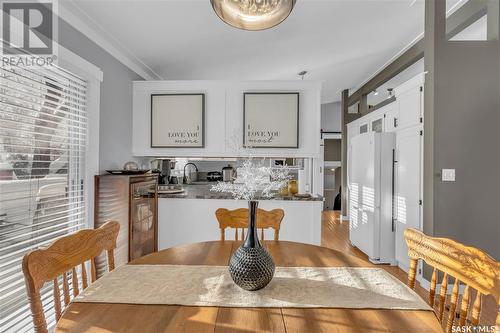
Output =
[{"x1": 157, "y1": 184, "x2": 324, "y2": 250}]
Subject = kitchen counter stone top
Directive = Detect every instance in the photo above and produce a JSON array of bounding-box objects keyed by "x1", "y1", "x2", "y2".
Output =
[{"x1": 158, "y1": 184, "x2": 324, "y2": 201}]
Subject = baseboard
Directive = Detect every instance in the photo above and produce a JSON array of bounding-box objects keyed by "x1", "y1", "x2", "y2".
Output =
[{"x1": 369, "y1": 258, "x2": 397, "y2": 265}]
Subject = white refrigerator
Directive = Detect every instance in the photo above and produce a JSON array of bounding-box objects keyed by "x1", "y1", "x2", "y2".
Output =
[{"x1": 348, "y1": 132, "x2": 395, "y2": 264}]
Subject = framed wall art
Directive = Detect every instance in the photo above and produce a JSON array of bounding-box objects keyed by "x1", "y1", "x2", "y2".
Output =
[
  {"x1": 243, "y1": 92, "x2": 299, "y2": 148},
  {"x1": 151, "y1": 93, "x2": 205, "y2": 148}
]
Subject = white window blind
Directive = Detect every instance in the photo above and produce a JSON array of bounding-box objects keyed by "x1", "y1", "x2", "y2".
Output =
[{"x1": 0, "y1": 64, "x2": 88, "y2": 333}]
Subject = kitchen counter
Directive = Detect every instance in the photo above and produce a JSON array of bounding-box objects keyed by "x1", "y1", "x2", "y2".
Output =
[
  {"x1": 158, "y1": 184, "x2": 324, "y2": 201},
  {"x1": 157, "y1": 183, "x2": 324, "y2": 250}
]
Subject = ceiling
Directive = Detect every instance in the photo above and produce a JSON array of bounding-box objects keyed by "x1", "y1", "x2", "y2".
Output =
[{"x1": 69, "y1": 0, "x2": 434, "y2": 103}]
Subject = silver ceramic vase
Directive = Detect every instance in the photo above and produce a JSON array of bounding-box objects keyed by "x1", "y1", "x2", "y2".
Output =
[{"x1": 228, "y1": 200, "x2": 275, "y2": 291}]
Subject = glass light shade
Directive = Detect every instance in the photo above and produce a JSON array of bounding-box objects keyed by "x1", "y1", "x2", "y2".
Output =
[{"x1": 211, "y1": 0, "x2": 296, "y2": 31}]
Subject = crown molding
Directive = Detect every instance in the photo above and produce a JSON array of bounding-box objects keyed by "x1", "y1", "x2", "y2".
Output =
[{"x1": 58, "y1": 0, "x2": 163, "y2": 81}]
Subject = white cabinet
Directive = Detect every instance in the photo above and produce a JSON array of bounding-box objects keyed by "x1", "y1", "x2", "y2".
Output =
[
  {"x1": 347, "y1": 122, "x2": 358, "y2": 140},
  {"x1": 395, "y1": 74, "x2": 424, "y2": 130},
  {"x1": 132, "y1": 80, "x2": 322, "y2": 158},
  {"x1": 158, "y1": 198, "x2": 324, "y2": 249},
  {"x1": 394, "y1": 127, "x2": 422, "y2": 270},
  {"x1": 347, "y1": 73, "x2": 425, "y2": 270},
  {"x1": 397, "y1": 87, "x2": 422, "y2": 130},
  {"x1": 383, "y1": 102, "x2": 399, "y2": 132}
]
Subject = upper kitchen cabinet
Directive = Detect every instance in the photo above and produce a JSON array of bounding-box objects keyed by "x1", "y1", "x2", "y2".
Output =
[
  {"x1": 132, "y1": 80, "x2": 322, "y2": 158},
  {"x1": 383, "y1": 102, "x2": 399, "y2": 132},
  {"x1": 394, "y1": 73, "x2": 424, "y2": 131}
]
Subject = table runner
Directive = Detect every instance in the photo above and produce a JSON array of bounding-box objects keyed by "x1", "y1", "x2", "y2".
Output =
[{"x1": 74, "y1": 265, "x2": 431, "y2": 310}]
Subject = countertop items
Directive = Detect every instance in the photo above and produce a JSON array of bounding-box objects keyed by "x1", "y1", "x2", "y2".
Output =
[
  {"x1": 156, "y1": 185, "x2": 184, "y2": 194},
  {"x1": 106, "y1": 169, "x2": 150, "y2": 175},
  {"x1": 157, "y1": 184, "x2": 323, "y2": 201},
  {"x1": 123, "y1": 161, "x2": 139, "y2": 171}
]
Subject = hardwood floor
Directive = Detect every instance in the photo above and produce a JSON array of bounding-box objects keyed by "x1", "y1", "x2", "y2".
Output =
[{"x1": 320, "y1": 210, "x2": 498, "y2": 328}]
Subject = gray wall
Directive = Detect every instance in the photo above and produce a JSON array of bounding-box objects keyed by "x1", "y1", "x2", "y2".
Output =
[
  {"x1": 58, "y1": 19, "x2": 143, "y2": 172},
  {"x1": 424, "y1": 1, "x2": 500, "y2": 259},
  {"x1": 324, "y1": 139, "x2": 341, "y2": 161},
  {"x1": 321, "y1": 102, "x2": 341, "y2": 132},
  {"x1": 323, "y1": 168, "x2": 341, "y2": 211}
]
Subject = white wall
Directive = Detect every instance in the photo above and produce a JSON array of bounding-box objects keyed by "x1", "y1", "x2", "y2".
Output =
[
  {"x1": 132, "y1": 80, "x2": 322, "y2": 158},
  {"x1": 321, "y1": 101, "x2": 341, "y2": 132}
]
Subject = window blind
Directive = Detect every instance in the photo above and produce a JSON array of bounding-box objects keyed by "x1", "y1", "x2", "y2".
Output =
[{"x1": 0, "y1": 64, "x2": 88, "y2": 333}]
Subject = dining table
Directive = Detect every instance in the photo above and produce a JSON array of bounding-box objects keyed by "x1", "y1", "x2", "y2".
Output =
[{"x1": 55, "y1": 240, "x2": 442, "y2": 332}]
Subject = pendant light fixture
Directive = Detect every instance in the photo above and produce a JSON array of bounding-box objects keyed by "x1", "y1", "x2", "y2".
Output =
[{"x1": 211, "y1": 0, "x2": 296, "y2": 31}]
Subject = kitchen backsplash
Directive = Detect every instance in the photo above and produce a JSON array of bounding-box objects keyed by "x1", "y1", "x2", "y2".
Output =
[{"x1": 141, "y1": 157, "x2": 304, "y2": 179}]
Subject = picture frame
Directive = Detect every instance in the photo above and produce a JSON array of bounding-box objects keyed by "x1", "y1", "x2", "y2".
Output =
[
  {"x1": 243, "y1": 92, "x2": 299, "y2": 148},
  {"x1": 151, "y1": 93, "x2": 205, "y2": 148}
]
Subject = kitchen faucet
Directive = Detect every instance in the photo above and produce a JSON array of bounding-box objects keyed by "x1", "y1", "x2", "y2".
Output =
[{"x1": 183, "y1": 162, "x2": 198, "y2": 184}]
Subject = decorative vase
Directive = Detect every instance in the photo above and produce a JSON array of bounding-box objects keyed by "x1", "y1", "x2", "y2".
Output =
[
  {"x1": 288, "y1": 179, "x2": 298, "y2": 196},
  {"x1": 228, "y1": 200, "x2": 275, "y2": 291}
]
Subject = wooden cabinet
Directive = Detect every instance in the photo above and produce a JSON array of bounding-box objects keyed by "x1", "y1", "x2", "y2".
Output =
[
  {"x1": 94, "y1": 174, "x2": 158, "y2": 274},
  {"x1": 129, "y1": 178, "x2": 157, "y2": 260}
]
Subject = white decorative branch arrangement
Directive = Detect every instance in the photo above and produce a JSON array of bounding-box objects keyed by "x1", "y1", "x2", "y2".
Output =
[{"x1": 210, "y1": 132, "x2": 291, "y2": 200}]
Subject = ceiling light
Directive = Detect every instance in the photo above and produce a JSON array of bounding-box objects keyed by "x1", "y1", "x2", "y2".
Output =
[
  {"x1": 211, "y1": 0, "x2": 296, "y2": 31},
  {"x1": 387, "y1": 88, "x2": 394, "y2": 99},
  {"x1": 298, "y1": 70, "x2": 308, "y2": 80},
  {"x1": 373, "y1": 89, "x2": 379, "y2": 96}
]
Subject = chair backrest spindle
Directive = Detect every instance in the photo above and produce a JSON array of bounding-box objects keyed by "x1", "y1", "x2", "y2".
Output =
[
  {"x1": 438, "y1": 272, "x2": 449, "y2": 322},
  {"x1": 458, "y1": 285, "x2": 470, "y2": 327},
  {"x1": 429, "y1": 267, "x2": 437, "y2": 307},
  {"x1": 22, "y1": 221, "x2": 120, "y2": 333},
  {"x1": 215, "y1": 208, "x2": 284, "y2": 241},
  {"x1": 81, "y1": 262, "x2": 88, "y2": 289},
  {"x1": 52, "y1": 278, "x2": 61, "y2": 321},
  {"x1": 404, "y1": 228, "x2": 499, "y2": 333}
]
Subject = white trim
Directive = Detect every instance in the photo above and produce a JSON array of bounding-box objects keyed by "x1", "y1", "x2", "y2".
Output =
[
  {"x1": 58, "y1": 44, "x2": 101, "y2": 229},
  {"x1": 59, "y1": 45, "x2": 103, "y2": 82},
  {"x1": 324, "y1": 161, "x2": 341, "y2": 168},
  {"x1": 322, "y1": 133, "x2": 342, "y2": 140},
  {"x1": 58, "y1": 0, "x2": 162, "y2": 81}
]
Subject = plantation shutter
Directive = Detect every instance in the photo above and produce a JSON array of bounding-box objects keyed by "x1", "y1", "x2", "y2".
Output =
[{"x1": 0, "y1": 64, "x2": 88, "y2": 332}]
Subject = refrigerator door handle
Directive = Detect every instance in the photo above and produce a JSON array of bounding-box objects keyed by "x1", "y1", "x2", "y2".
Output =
[{"x1": 391, "y1": 149, "x2": 396, "y2": 232}]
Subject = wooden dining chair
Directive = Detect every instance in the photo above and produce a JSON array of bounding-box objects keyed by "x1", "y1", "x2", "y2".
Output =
[
  {"x1": 22, "y1": 220, "x2": 120, "y2": 333},
  {"x1": 404, "y1": 228, "x2": 500, "y2": 333},
  {"x1": 215, "y1": 207, "x2": 284, "y2": 241}
]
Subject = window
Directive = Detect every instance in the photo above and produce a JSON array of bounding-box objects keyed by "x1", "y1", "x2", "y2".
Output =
[
  {"x1": 372, "y1": 118, "x2": 383, "y2": 133},
  {"x1": 359, "y1": 124, "x2": 368, "y2": 134},
  {"x1": 0, "y1": 64, "x2": 87, "y2": 332}
]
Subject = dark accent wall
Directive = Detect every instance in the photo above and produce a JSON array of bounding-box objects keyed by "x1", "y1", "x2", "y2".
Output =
[
  {"x1": 324, "y1": 139, "x2": 341, "y2": 162},
  {"x1": 58, "y1": 19, "x2": 144, "y2": 172},
  {"x1": 341, "y1": 90, "x2": 360, "y2": 217},
  {"x1": 424, "y1": 0, "x2": 500, "y2": 259}
]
